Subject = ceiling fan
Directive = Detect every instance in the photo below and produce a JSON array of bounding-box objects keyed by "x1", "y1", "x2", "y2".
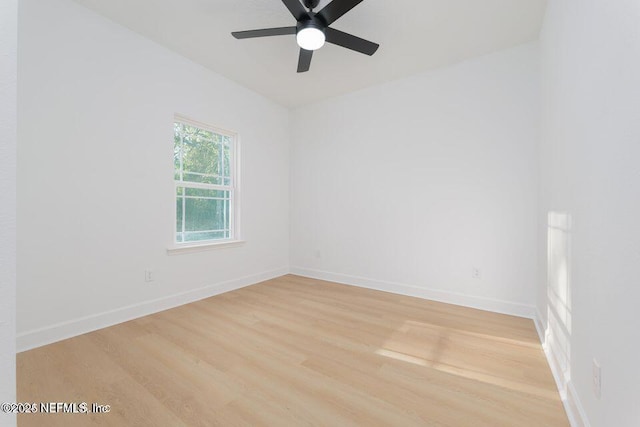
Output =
[{"x1": 232, "y1": 0, "x2": 379, "y2": 73}]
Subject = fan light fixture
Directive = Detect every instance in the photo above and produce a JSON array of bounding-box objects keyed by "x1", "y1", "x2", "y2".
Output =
[{"x1": 296, "y1": 24, "x2": 325, "y2": 50}]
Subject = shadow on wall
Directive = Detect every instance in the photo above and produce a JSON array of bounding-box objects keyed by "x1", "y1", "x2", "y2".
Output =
[{"x1": 546, "y1": 211, "x2": 573, "y2": 393}]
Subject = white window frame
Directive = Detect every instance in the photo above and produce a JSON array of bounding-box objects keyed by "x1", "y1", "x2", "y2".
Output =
[{"x1": 168, "y1": 115, "x2": 243, "y2": 254}]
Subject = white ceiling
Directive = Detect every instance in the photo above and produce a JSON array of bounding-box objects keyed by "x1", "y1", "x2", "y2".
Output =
[{"x1": 71, "y1": 0, "x2": 547, "y2": 108}]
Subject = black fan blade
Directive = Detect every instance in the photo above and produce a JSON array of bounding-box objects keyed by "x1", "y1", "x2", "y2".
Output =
[
  {"x1": 282, "y1": 0, "x2": 308, "y2": 21},
  {"x1": 325, "y1": 27, "x2": 379, "y2": 55},
  {"x1": 317, "y1": 0, "x2": 364, "y2": 26},
  {"x1": 297, "y1": 49, "x2": 313, "y2": 72},
  {"x1": 232, "y1": 26, "x2": 296, "y2": 39}
]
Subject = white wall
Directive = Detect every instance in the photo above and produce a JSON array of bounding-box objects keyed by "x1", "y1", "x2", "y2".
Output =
[
  {"x1": 539, "y1": 1, "x2": 640, "y2": 426},
  {"x1": 18, "y1": 2, "x2": 640, "y2": 425},
  {"x1": 17, "y1": 0, "x2": 290, "y2": 350},
  {"x1": 0, "y1": 0, "x2": 17, "y2": 425},
  {"x1": 290, "y1": 43, "x2": 540, "y2": 316}
]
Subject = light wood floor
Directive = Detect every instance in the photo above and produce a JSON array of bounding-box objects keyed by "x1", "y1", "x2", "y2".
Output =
[{"x1": 18, "y1": 275, "x2": 569, "y2": 426}]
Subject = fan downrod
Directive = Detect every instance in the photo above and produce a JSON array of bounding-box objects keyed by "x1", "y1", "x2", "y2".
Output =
[{"x1": 303, "y1": 0, "x2": 321, "y2": 11}]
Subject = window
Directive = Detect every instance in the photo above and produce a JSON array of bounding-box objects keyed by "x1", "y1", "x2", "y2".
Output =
[{"x1": 173, "y1": 116, "x2": 238, "y2": 245}]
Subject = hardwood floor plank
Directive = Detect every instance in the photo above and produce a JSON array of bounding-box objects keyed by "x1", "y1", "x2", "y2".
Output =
[{"x1": 17, "y1": 275, "x2": 569, "y2": 426}]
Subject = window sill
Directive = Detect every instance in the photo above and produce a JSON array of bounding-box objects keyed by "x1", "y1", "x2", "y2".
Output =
[{"x1": 166, "y1": 240, "x2": 245, "y2": 255}]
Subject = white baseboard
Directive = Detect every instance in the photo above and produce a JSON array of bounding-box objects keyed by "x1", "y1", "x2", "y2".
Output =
[
  {"x1": 567, "y1": 381, "x2": 591, "y2": 427},
  {"x1": 290, "y1": 267, "x2": 536, "y2": 319},
  {"x1": 534, "y1": 307, "x2": 546, "y2": 343},
  {"x1": 17, "y1": 267, "x2": 288, "y2": 352},
  {"x1": 533, "y1": 310, "x2": 591, "y2": 427}
]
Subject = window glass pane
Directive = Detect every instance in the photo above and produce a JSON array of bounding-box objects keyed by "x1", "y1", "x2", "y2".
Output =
[
  {"x1": 178, "y1": 231, "x2": 227, "y2": 242},
  {"x1": 183, "y1": 197, "x2": 226, "y2": 231},
  {"x1": 174, "y1": 122, "x2": 228, "y2": 185},
  {"x1": 176, "y1": 188, "x2": 184, "y2": 242},
  {"x1": 223, "y1": 138, "x2": 231, "y2": 185},
  {"x1": 184, "y1": 187, "x2": 227, "y2": 198},
  {"x1": 174, "y1": 124, "x2": 182, "y2": 180},
  {"x1": 175, "y1": 186, "x2": 230, "y2": 242}
]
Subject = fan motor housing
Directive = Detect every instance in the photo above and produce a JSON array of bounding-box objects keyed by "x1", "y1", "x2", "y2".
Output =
[{"x1": 296, "y1": 16, "x2": 326, "y2": 35}]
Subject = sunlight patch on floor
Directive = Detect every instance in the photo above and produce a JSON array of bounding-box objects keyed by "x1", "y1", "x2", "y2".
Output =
[{"x1": 375, "y1": 320, "x2": 559, "y2": 400}]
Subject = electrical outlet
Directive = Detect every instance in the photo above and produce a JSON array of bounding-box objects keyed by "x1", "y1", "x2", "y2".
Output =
[
  {"x1": 145, "y1": 269, "x2": 154, "y2": 283},
  {"x1": 592, "y1": 359, "x2": 601, "y2": 399},
  {"x1": 472, "y1": 267, "x2": 481, "y2": 279}
]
